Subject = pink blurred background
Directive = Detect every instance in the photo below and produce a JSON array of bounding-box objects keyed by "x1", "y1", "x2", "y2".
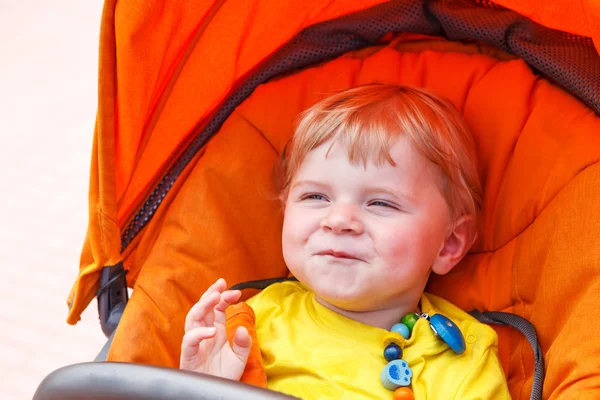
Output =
[{"x1": 0, "y1": 1, "x2": 108, "y2": 398}]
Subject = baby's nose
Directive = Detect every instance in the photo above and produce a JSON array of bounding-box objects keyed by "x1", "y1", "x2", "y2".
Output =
[{"x1": 320, "y1": 203, "x2": 364, "y2": 234}]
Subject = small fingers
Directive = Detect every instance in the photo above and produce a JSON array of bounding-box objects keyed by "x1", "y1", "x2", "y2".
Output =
[
  {"x1": 180, "y1": 326, "x2": 217, "y2": 367},
  {"x1": 215, "y1": 290, "x2": 242, "y2": 312},
  {"x1": 212, "y1": 290, "x2": 242, "y2": 325},
  {"x1": 200, "y1": 278, "x2": 227, "y2": 300},
  {"x1": 230, "y1": 326, "x2": 252, "y2": 362},
  {"x1": 184, "y1": 291, "x2": 221, "y2": 333}
]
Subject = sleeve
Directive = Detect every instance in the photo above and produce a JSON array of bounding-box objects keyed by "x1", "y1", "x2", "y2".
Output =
[
  {"x1": 225, "y1": 302, "x2": 267, "y2": 388},
  {"x1": 452, "y1": 347, "x2": 511, "y2": 400}
]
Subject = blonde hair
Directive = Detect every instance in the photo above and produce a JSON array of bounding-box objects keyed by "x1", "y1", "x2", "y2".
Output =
[{"x1": 280, "y1": 83, "x2": 483, "y2": 232}]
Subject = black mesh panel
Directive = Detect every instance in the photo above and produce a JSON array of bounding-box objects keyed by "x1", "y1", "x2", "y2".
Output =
[{"x1": 431, "y1": 0, "x2": 599, "y2": 113}]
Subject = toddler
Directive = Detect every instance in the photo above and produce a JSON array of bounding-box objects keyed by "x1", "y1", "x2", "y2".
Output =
[{"x1": 180, "y1": 84, "x2": 510, "y2": 399}]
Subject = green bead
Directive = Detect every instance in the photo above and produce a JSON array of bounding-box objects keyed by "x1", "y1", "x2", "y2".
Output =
[{"x1": 401, "y1": 313, "x2": 419, "y2": 333}]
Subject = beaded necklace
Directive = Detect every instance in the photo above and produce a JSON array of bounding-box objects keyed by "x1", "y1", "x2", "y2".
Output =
[{"x1": 380, "y1": 312, "x2": 466, "y2": 399}]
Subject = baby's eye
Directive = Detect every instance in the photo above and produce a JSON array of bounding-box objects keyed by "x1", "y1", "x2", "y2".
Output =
[
  {"x1": 302, "y1": 193, "x2": 328, "y2": 201},
  {"x1": 369, "y1": 200, "x2": 398, "y2": 209}
]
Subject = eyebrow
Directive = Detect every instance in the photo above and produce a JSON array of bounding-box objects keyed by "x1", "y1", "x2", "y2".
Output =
[
  {"x1": 365, "y1": 186, "x2": 416, "y2": 204},
  {"x1": 291, "y1": 179, "x2": 330, "y2": 191}
]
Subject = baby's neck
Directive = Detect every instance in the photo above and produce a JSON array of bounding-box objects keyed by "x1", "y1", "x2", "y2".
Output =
[{"x1": 315, "y1": 296, "x2": 420, "y2": 330}]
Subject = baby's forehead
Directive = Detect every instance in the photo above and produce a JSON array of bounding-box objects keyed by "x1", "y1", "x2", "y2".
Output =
[
  {"x1": 301, "y1": 136, "x2": 439, "y2": 174},
  {"x1": 295, "y1": 138, "x2": 444, "y2": 191}
]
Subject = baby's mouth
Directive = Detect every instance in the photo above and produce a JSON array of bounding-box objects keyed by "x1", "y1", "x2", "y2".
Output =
[{"x1": 316, "y1": 250, "x2": 362, "y2": 261}]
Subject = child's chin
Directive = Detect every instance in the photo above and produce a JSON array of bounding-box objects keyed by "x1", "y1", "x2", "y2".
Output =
[{"x1": 314, "y1": 287, "x2": 370, "y2": 309}]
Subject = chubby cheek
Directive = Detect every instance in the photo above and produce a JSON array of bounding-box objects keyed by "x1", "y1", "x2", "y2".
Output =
[
  {"x1": 375, "y1": 232, "x2": 411, "y2": 272},
  {"x1": 281, "y1": 208, "x2": 309, "y2": 274},
  {"x1": 281, "y1": 220, "x2": 296, "y2": 261},
  {"x1": 375, "y1": 222, "x2": 442, "y2": 271},
  {"x1": 282, "y1": 204, "x2": 321, "y2": 244}
]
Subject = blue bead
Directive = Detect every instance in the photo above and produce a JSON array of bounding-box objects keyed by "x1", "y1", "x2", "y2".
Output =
[
  {"x1": 429, "y1": 313, "x2": 466, "y2": 354},
  {"x1": 380, "y1": 360, "x2": 413, "y2": 390},
  {"x1": 391, "y1": 323, "x2": 410, "y2": 339},
  {"x1": 383, "y1": 343, "x2": 403, "y2": 361}
]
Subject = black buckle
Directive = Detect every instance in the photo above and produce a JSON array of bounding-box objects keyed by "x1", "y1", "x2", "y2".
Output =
[{"x1": 97, "y1": 262, "x2": 129, "y2": 338}]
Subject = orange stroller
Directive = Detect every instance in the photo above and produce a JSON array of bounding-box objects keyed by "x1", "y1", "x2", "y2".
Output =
[{"x1": 34, "y1": 0, "x2": 600, "y2": 399}]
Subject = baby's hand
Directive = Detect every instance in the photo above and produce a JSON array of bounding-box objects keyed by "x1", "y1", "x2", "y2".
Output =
[{"x1": 180, "y1": 278, "x2": 251, "y2": 381}]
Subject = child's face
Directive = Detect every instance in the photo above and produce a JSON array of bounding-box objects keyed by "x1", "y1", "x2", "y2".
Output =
[{"x1": 282, "y1": 136, "x2": 454, "y2": 312}]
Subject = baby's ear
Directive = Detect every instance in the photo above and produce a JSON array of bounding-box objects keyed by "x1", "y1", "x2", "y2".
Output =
[{"x1": 431, "y1": 215, "x2": 476, "y2": 276}]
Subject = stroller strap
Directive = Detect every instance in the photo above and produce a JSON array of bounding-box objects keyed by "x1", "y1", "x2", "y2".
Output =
[{"x1": 469, "y1": 310, "x2": 545, "y2": 400}]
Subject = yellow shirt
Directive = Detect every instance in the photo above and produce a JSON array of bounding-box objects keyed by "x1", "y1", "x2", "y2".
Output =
[{"x1": 247, "y1": 281, "x2": 510, "y2": 399}]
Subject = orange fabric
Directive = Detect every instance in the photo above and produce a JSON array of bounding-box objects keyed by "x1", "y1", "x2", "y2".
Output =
[
  {"x1": 102, "y1": 35, "x2": 600, "y2": 399},
  {"x1": 68, "y1": 0, "x2": 600, "y2": 326},
  {"x1": 105, "y1": 109, "x2": 288, "y2": 366},
  {"x1": 225, "y1": 303, "x2": 267, "y2": 388}
]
